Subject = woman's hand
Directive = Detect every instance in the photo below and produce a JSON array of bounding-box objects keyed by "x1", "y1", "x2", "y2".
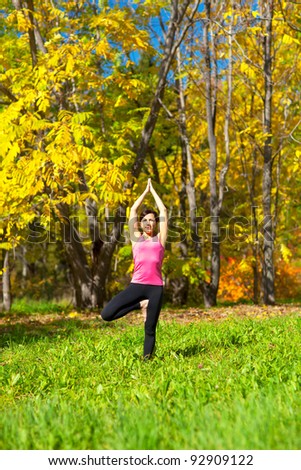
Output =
[
  {"x1": 141, "y1": 179, "x2": 151, "y2": 196},
  {"x1": 146, "y1": 179, "x2": 168, "y2": 247},
  {"x1": 148, "y1": 178, "x2": 154, "y2": 193},
  {"x1": 129, "y1": 179, "x2": 152, "y2": 243}
]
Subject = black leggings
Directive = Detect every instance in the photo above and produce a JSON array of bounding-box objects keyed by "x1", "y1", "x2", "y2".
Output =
[{"x1": 100, "y1": 283, "x2": 163, "y2": 357}]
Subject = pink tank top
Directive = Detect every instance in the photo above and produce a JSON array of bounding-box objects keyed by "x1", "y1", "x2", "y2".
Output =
[{"x1": 131, "y1": 235, "x2": 164, "y2": 286}]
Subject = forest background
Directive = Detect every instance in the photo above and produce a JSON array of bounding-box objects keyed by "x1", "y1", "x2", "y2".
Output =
[{"x1": 0, "y1": 0, "x2": 301, "y2": 313}]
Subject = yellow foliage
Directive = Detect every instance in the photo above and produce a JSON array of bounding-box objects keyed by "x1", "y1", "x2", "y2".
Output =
[
  {"x1": 95, "y1": 38, "x2": 112, "y2": 59},
  {"x1": 240, "y1": 62, "x2": 256, "y2": 79},
  {"x1": 91, "y1": 9, "x2": 150, "y2": 53},
  {"x1": 14, "y1": 11, "x2": 32, "y2": 32},
  {"x1": 279, "y1": 243, "x2": 292, "y2": 263},
  {"x1": 282, "y1": 34, "x2": 294, "y2": 45}
]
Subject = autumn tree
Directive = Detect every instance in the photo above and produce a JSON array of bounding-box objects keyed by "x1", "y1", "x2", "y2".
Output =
[
  {"x1": 1, "y1": 1, "x2": 153, "y2": 308},
  {"x1": 229, "y1": 0, "x2": 301, "y2": 303},
  {"x1": 0, "y1": 0, "x2": 200, "y2": 309},
  {"x1": 261, "y1": 0, "x2": 275, "y2": 305},
  {"x1": 186, "y1": 0, "x2": 235, "y2": 307}
]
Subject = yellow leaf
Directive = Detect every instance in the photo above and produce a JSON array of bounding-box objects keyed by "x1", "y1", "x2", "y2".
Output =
[
  {"x1": 280, "y1": 243, "x2": 292, "y2": 263},
  {"x1": 240, "y1": 62, "x2": 256, "y2": 79},
  {"x1": 68, "y1": 312, "x2": 79, "y2": 318},
  {"x1": 66, "y1": 55, "x2": 75, "y2": 74},
  {"x1": 282, "y1": 34, "x2": 293, "y2": 45}
]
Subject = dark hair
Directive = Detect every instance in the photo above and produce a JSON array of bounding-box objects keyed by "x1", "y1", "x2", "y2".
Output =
[{"x1": 139, "y1": 208, "x2": 159, "y2": 223}]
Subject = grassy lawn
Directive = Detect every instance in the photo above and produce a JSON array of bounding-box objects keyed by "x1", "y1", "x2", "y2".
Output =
[{"x1": 1, "y1": 302, "x2": 301, "y2": 450}]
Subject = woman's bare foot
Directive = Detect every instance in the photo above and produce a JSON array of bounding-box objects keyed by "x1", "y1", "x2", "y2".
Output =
[{"x1": 140, "y1": 299, "x2": 149, "y2": 321}]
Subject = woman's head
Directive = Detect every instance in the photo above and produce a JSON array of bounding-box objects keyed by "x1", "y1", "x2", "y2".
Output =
[{"x1": 139, "y1": 209, "x2": 158, "y2": 236}]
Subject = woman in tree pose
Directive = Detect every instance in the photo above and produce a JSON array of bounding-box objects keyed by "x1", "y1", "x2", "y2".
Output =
[{"x1": 101, "y1": 179, "x2": 168, "y2": 359}]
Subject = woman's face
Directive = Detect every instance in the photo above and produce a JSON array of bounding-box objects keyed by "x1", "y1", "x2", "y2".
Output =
[{"x1": 141, "y1": 213, "x2": 157, "y2": 236}]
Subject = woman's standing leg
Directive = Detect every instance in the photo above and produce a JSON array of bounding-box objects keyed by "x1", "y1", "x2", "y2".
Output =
[{"x1": 143, "y1": 285, "x2": 164, "y2": 358}]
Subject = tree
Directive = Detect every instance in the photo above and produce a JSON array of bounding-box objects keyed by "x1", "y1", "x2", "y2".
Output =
[
  {"x1": 230, "y1": 0, "x2": 300, "y2": 303},
  {"x1": 1, "y1": 1, "x2": 152, "y2": 308},
  {"x1": 200, "y1": 0, "x2": 234, "y2": 307},
  {"x1": 2, "y1": 250, "x2": 11, "y2": 311},
  {"x1": 261, "y1": 0, "x2": 275, "y2": 304},
  {"x1": 0, "y1": 0, "x2": 200, "y2": 308}
]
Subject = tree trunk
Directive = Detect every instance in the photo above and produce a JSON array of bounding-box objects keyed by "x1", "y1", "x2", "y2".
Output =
[
  {"x1": 202, "y1": 0, "x2": 234, "y2": 308},
  {"x1": 170, "y1": 277, "x2": 189, "y2": 305},
  {"x1": 203, "y1": 0, "x2": 220, "y2": 307},
  {"x1": 58, "y1": 203, "x2": 94, "y2": 309},
  {"x1": 172, "y1": 46, "x2": 202, "y2": 304},
  {"x1": 21, "y1": 245, "x2": 28, "y2": 286},
  {"x1": 3, "y1": 250, "x2": 12, "y2": 312},
  {"x1": 176, "y1": 47, "x2": 200, "y2": 258},
  {"x1": 12, "y1": 0, "x2": 40, "y2": 67},
  {"x1": 262, "y1": 0, "x2": 275, "y2": 305},
  {"x1": 238, "y1": 93, "x2": 261, "y2": 303},
  {"x1": 96, "y1": 205, "x2": 126, "y2": 307}
]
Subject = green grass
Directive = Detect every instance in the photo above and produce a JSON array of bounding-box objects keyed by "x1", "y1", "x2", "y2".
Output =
[
  {"x1": 7, "y1": 298, "x2": 69, "y2": 315},
  {"x1": 1, "y1": 309, "x2": 301, "y2": 449}
]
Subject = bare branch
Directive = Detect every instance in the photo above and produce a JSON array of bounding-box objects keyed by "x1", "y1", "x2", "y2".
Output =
[
  {"x1": 277, "y1": 0, "x2": 301, "y2": 32},
  {"x1": 0, "y1": 84, "x2": 17, "y2": 102},
  {"x1": 218, "y1": 0, "x2": 234, "y2": 212},
  {"x1": 288, "y1": 119, "x2": 301, "y2": 143}
]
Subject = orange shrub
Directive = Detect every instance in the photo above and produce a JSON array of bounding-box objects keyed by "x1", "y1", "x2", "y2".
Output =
[
  {"x1": 219, "y1": 256, "x2": 301, "y2": 303},
  {"x1": 275, "y1": 262, "x2": 301, "y2": 300},
  {"x1": 219, "y1": 257, "x2": 254, "y2": 302}
]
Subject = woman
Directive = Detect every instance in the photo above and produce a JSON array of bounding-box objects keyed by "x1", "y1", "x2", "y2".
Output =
[{"x1": 100, "y1": 179, "x2": 168, "y2": 359}]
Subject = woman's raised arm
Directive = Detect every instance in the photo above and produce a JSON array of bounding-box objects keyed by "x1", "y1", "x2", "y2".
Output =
[
  {"x1": 149, "y1": 179, "x2": 168, "y2": 247},
  {"x1": 129, "y1": 180, "x2": 150, "y2": 243}
]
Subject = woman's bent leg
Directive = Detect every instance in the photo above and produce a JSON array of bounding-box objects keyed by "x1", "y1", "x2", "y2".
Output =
[
  {"x1": 101, "y1": 283, "x2": 163, "y2": 358},
  {"x1": 101, "y1": 284, "x2": 144, "y2": 322}
]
